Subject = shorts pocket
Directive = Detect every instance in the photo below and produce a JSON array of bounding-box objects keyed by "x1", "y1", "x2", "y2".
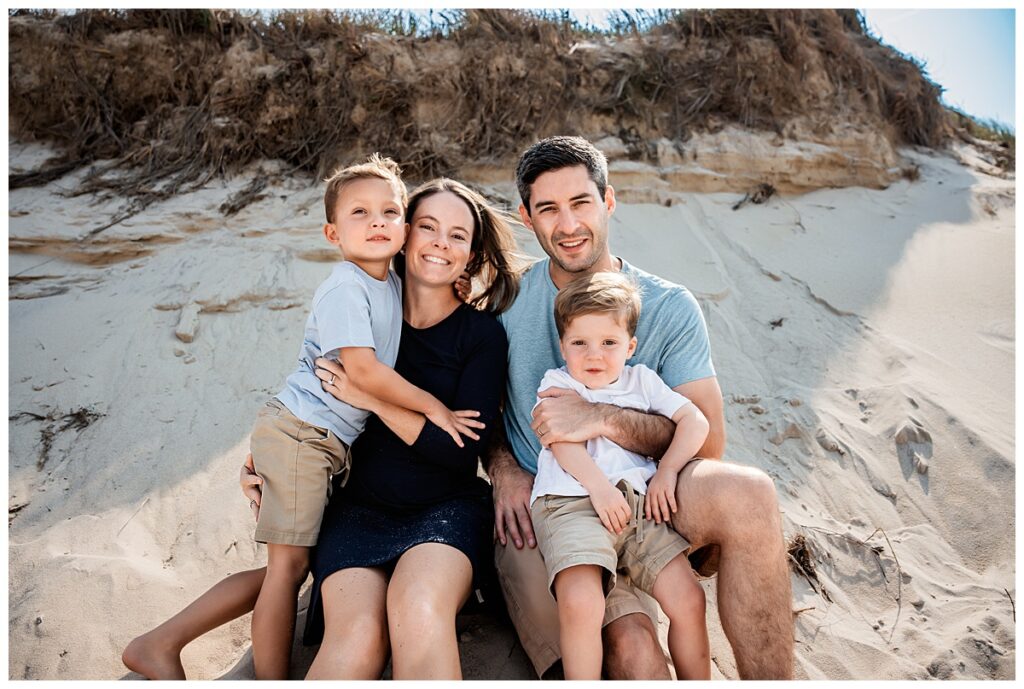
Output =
[
  {"x1": 257, "y1": 398, "x2": 285, "y2": 418},
  {"x1": 296, "y1": 420, "x2": 330, "y2": 443}
]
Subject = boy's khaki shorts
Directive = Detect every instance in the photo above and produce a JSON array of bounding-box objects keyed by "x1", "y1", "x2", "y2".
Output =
[
  {"x1": 250, "y1": 398, "x2": 351, "y2": 547},
  {"x1": 496, "y1": 481, "x2": 704, "y2": 678},
  {"x1": 531, "y1": 483, "x2": 690, "y2": 598}
]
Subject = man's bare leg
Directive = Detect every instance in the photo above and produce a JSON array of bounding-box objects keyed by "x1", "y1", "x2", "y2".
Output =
[
  {"x1": 602, "y1": 613, "x2": 672, "y2": 679},
  {"x1": 673, "y1": 459, "x2": 793, "y2": 679},
  {"x1": 122, "y1": 568, "x2": 266, "y2": 679}
]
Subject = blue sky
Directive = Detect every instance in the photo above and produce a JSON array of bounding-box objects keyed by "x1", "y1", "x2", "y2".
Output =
[{"x1": 861, "y1": 9, "x2": 1015, "y2": 130}]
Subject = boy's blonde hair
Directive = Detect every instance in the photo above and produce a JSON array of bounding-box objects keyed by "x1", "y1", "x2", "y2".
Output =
[
  {"x1": 554, "y1": 271, "x2": 642, "y2": 338},
  {"x1": 323, "y1": 153, "x2": 407, "y2": 223}
]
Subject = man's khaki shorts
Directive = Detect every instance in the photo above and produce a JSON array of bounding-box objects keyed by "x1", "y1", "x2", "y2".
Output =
[
  {"x1": 250, "y1": 398, "x2": 351, "y2": 547},
  {"x1": 531, "y1": 484, "x2": 690, "y2": 598},
  {"x1": 495, "y1": 461, "x2": 721, "y2": 678}
]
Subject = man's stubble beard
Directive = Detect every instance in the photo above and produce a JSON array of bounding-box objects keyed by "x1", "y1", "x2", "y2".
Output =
[{"x1": 549, "y1": 232, "x2": 610, "y2": 278}]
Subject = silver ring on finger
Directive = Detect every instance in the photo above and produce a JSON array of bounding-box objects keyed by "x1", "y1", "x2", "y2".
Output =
[
  {"x1": 249, "y1": 499, "x2": 256, "y2": 510},
  {"x1": 328, "y1": 374, "x2": 335, "y2": 385}
]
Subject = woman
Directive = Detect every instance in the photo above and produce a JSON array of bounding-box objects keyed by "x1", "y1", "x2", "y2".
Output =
[{"x1": 122, "y1": 178, "x2": 524, "y2": 680}]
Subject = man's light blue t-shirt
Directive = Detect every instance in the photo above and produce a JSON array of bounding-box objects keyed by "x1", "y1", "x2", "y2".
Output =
[
  {"x1": 276, "y1": 261, "x2": 402, "y2": 446},
  {"x1": 498, "y1": 258, "x2": 715, "y2": 475}
]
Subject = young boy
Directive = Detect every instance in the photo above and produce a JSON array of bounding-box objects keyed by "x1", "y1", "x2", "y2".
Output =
[
  {"x1": 529, "y1": 271, "x2": 712, "y2": 680},
  {"x1": 248, "y1": 154, "x2": 472, "y2": 679}
]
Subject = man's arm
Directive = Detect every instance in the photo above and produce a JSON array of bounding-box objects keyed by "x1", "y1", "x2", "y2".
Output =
[
  {"x1": 483, "y1": 422, "x2": 537, "y2": 549},
  {"x1": 531, "y1": 387, "x2": 675, "y2": 457},
  {"x1": 531, "y1": 374, "x2": 726, "y2": 460},
  {"x1": 674, "y1": 376, "x2": 725, "y2": 460}
]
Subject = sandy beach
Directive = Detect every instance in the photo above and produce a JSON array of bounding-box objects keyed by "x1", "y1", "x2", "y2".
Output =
[{"x1": 7, "y1": 126, "x2": 1015, "y2": 679}]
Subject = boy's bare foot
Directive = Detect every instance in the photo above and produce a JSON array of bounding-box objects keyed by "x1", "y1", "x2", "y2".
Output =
[{"x1": 122, "y1": 631, "x2": 187, "y2": 680}]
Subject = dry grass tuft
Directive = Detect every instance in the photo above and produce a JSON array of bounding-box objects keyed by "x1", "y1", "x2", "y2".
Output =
[{"x1": 10, "y1": 8, "x2": 953, "y2": 217}]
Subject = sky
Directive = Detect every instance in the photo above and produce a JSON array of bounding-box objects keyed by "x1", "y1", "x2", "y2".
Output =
[{"x1": 860, "y1": 9, "x2": 1015, "y2": 130}]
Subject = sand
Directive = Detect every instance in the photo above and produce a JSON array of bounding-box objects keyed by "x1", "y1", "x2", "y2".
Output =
[{"x1": 7, "y1": 138, "x2": 1015, "y2": 679}]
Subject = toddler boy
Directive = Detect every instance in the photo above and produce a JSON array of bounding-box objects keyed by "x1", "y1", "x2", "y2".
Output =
[{"x1": 529, "y1": 271, "x2": 712, "y2": 680}]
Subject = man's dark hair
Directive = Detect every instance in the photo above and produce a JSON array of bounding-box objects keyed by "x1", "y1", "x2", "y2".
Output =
[{"x1": 515, "y1": 136, "x2": 608, "y2": 215}]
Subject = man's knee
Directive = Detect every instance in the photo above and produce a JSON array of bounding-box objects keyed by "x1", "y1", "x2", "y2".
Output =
[
  {"x1": 602, "y1": 613, "x2": 669, "y2": 679},
  {"x1": 735, "y1": 467, "x2": 781, "y2": 528},
  {"x1": 676, "y1": 462, "x2": 781, "y2": 544}
]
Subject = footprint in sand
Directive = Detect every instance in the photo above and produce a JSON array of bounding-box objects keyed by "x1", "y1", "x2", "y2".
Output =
[{"x1": 895, "y1": 419, "x2": 932, "y2": 477}]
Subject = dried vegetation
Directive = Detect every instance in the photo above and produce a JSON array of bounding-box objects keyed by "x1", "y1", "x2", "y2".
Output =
[{"x1": 9, "y1": 8, "x2": 981, "y2": 214}]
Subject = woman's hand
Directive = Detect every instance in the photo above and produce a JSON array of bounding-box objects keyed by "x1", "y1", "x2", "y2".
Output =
[
  {"x1": 314, "y1": 357, "x2": 376, "y2": 411},
  {"x1": 240, "y1": 453, "x2": 263, "y2": 520}
]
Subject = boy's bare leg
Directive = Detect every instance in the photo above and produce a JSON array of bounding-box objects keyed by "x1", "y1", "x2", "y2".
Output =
[
  {"x1": 553, "y1": 565, "x2": 605, "y2": 680},
  {"x1": 252, "y1": 544, "x2": 310, "y2": 680},
  {"x1": 122, "y1": 568, "x2": 267, "y2": 679},
  {"x1": 672, "y1": 460, "x2": 794, "y2": 679},
  {"x1": 652, "y1": 554, "x2": 710, "y2": 679},
  {"x1": 387, "y1": 543, "x2": 473, "y2": 680},
  {"x1": 306, "y1": 567, "x2": 390, "y2": 679}
]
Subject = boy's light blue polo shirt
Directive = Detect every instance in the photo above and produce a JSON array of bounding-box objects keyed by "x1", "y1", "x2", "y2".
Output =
[{"x1": 276, "y1": 261, "x2": 402, "y2": 446}]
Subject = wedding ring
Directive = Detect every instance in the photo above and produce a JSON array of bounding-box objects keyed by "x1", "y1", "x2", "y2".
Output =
[
  {"x1": 328, "y1": 374, "x2": 336, "y2": 385},
  {"x1": 249, "y1": 499, "x2": 256, "y2": 509}
]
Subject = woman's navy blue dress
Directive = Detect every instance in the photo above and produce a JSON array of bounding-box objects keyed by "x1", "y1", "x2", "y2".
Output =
[{"x1": 304, "y1": 304, "x2": 507, "y2": 644}]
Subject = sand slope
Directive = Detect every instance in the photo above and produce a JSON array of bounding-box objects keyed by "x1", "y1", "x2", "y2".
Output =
[{"x1": 7, "y1": 140, "x2": 1014, "y2": 679}]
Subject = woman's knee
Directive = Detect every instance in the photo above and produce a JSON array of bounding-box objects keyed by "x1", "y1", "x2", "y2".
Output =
[
  {"x1": 387, "y1": 586, "x2": 455, "y2": 637},
  {"x1": 330, "y1": 612, "x2": 389, "y2": 657}
]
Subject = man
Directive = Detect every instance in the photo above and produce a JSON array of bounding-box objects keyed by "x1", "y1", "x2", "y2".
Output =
[{"x1": 487, "y1": 136, "x2": 793, "y2": 679}]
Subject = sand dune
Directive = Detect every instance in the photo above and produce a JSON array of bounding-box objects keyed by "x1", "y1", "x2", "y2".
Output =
[{"x1": 7, "y1": 139, "x2": 1014, "y2": 679}]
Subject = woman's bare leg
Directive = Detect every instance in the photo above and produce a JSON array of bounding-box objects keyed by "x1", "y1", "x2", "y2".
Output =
[
  {"x1": 386, "y1": 543, "x2": 472, "y2": 680},
  {"x1": 122, "y1": 568, "x2": 267, "y2": 679},
  {"x1": 305, "y1": 567, "x2": 390, "y2": 679}
]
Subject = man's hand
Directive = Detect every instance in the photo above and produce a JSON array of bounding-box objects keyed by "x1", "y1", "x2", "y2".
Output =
[
  {"x1": 240, "y1": 453, "x2": 263, "y2": 520},
  {"x1": 531, "y1": 387, "x2": 610, "y2": 447},
  {"x1": 491, "y1": 461, "x2": 537, "y2": 549},
  {"x1": 589, "y1": 482, "x2": 631, "y2": 534},
  {"x1": 454, "y1": 271, "x2": 472, "y2": 303},
  {"x1": 645, "y1": 466, "x2": 679, "y2": 524}
]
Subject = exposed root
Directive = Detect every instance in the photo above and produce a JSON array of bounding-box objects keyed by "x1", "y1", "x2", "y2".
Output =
[{"x1": 10, "y1": 407, "x2": 106, "y2": 469}]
